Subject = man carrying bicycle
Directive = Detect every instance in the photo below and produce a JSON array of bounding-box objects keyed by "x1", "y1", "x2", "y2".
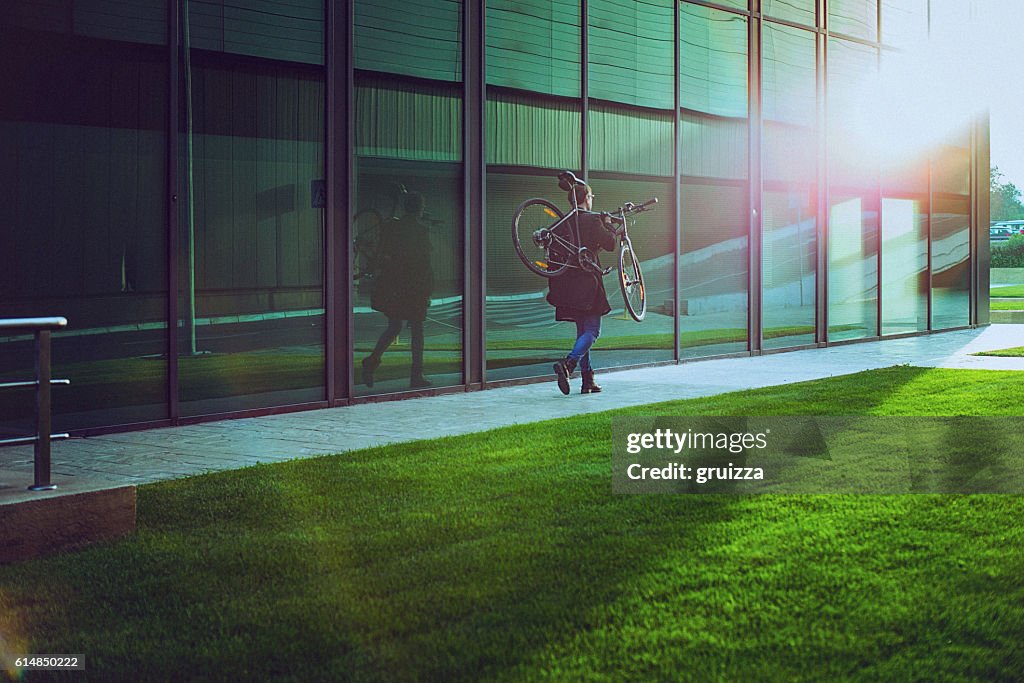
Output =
[{"x1": 547, "y1": 182, "x2": 620, "y2": 395}]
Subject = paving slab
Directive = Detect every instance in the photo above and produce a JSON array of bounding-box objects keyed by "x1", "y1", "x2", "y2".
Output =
[{"x1": 2, "y1": 325, "x2": 1022, "y2": 505}]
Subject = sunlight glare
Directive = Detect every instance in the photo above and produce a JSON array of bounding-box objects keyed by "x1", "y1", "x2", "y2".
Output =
[{"x1": 834, "y1": 0, "x2": 1012, "y2": 167}]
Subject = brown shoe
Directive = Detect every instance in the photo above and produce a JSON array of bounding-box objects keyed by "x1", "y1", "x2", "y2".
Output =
[
  {"x1": 553, "y1": 357, "x2": 578, "y2": 395},
  {"x1": 581, "y1": 369, "x2": 602, "y2": 394}
]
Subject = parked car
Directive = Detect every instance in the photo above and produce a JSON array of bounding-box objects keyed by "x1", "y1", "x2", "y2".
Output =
[
  {"x1": 991, "y1": 225, "x2": 1013, "y2": 242},
  {"x1": 991, "y1": 221, "x2": 1024, "y2": 243}
]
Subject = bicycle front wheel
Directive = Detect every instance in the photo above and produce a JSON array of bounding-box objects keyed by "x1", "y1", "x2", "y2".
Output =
[
  {"x1": 512, "y1": 198, "x2": 569, "y2": 277},
  {"x1": 619, "y1": 242, "x2": 646, "y2": 322}
]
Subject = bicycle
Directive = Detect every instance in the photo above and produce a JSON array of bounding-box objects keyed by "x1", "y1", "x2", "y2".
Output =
[
  {"x1": 352, "y1": 182, "x2": 444, "y2": 283},
  {"x1": 511, "y1": 170, "x2": 655, "y2": 322}
]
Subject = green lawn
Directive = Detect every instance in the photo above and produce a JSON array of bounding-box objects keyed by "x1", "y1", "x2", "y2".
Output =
[
  {"x1": 988, "y1": 299, "x2": 1024, "y2": 311},
  {"x1": 973, "y1": 346, "x2": 1024, "y2": 357},
  {"x1": 1, "y1": 367, "x2": 1023, "y2": 681},
  {"x1": 990, "y1": 284, "x2": 1024, "y2": 297}
]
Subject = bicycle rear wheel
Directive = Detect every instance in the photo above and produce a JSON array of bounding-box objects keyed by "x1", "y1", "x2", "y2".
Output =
[
  {"x1": 619, "y1": 242, "x2": 646, "y2": 322},
  {"x1": 512, "y1": 198, "x2": 570, "y2": 277}
]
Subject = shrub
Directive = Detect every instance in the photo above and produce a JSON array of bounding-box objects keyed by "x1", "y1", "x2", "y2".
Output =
[{"x1": 991, "y1": 234, "x2": 1024, "y2": 267}]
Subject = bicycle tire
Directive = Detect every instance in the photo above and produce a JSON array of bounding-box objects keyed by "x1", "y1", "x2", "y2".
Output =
[
  {"x1": 352, "y1": 209, "x2": 383, "y2": 281},
  {"x1": 619, "y1": 242, "x2": 646, "y2": 322},
  {"x1": 512, "y1": 198, "x2": 570, "y2": 277}
]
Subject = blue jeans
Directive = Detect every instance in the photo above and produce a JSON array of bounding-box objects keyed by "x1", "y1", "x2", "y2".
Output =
[{"x1": 568, "y1": 314, "x2": 601, "y2": 372}]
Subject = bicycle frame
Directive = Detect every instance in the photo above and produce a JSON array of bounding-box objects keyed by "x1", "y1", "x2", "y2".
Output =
[
  {"x1": 531, "y1": 212, "x2": 590, "y2": 272},
  {"x1": 533, "y1": 199, "x2": 653, "y2": 275}
]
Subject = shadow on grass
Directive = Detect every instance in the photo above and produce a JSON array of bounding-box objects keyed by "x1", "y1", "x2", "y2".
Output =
[{"x1": 2, "y1": 367, "x2": 1023, "y2": 680}]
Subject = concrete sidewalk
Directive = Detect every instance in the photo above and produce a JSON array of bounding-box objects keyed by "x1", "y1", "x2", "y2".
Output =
[{"x1": 2, "y1": 324, "x2": 1023, "y2": 505}]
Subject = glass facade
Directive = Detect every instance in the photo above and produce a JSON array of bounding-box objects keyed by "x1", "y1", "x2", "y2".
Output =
[
  {"x1": 353, "y1": 0, "x2": 464, "y2": 395},
  {"x1": 679, "y1": 4, "x2": 749, "y2": 357},
  {"x1": 178, "y1": 0, "x2": 326, "y2": 415},
  {"x1": 588, "y1": 0, "x2": 675, "y2": 369},
  {"x1": 880, "y1": 50, "x2": 929, "y2": 335},
  {"x1": 1, "y1": 1, "x2": 168, "y2": 434},
  {"x1": 589, "y1": 0, "x2": 675, "y2": 110},
  {"x1": 931, "y1": 127, "x2": 972, "y2": 329},
  {"x1": 484, "y1": 0, "x2": 581, "y2": 380},
  {"x1": 763, "y1": 22, "x2": 817, "y2": 349},
  {"x1": 827, "y1": 38, "x2": 879, "y2": 341},
  {"x1": 587, "y1": 167, "x2": 675, "y2": 369},
  {"x1": 0, "y1": 0, "x2": 985, "y2": 435}
]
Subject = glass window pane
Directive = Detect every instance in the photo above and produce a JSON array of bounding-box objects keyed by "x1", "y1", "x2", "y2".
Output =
[
  {"x1": 589, "y1": 0, "x2": 675, "y2": 109},
  {"x1": 828, "y1": 39, "x2": 878, "y2": 341},
  {"x1": 881, "y1": 197, "x2": 928, "y2": 334},
  {"x1": 763, "y1": 23, "x2": 817, "y2": 349},
  {"x1": 879, "y1": 50, "x2": 928, "y2": 335},
  {"x1": 484, "y1": 31, "x2": 582, "y2": 382},
  {"x1": 356, "y1": 0, "x2": 462, "y2": 81},
  {"x1": 178, "y1": 9, "x2": 327, "y2": 414},
  {"x1": 764, "y1": 0, "x2": 816, "y2": 27},
  {"x1": 187, "y1": 0, "x2": 324, "y2": 64},
  {"x1": 680, "y1": 182, "x2": 749, "y2": 357},
  {"x1": 933, "y1": 131, "x2": 970, "y2": 196},
  {"x1": 486, "y1": 93, "x2": 580, "y2": 169},
  {"x1": 353, "y1": 71, "x2": 464, "y2": 395},
  {"x1": 1, "y1": 2, "x2": 168, "y2": 433},
  {"x1": 680, "y1": 4, "x2": 748, "y2": 118},
  {"x1": 589, "y1": 175, "x2": 675, "y2": 369},
  {"x1": 931, "y1": 127, "x2": 971, "y2": 329},
  {"x1": 486, "y1": 0, "x2": 580, "y2": 97},
  {"x1": 485, "y1": 172, "x2": 568, "y2": 381},
  {"x1": 680, "y1": 7, "x2": 749, "y2": 357},
  {"x1": 829, "y1": 0, "x2": 878, "y2": 42},
  {"x1": 356, "y1": 78, "x2": 462, "y2": 162},
  {"x1": 589, "y1": 105, "x2": 674, "y2": 176},
  {"x1": 6, "y1": 0, "x2": 167, "y2": 44},
  {"x1": 881, "y1": 0, "x2": 928, "y2": 48},
  {"x1": 763, "y1": 25, "x2": 816, "y2": 128}
]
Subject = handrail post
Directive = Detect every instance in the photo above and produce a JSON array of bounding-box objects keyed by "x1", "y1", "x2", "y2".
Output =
[
  {"x1": 30, "y1": 328, "x2": 56, "y2": 491},
  {"x1": 0, "y1": 316, "x2": 67, "y2": 490}
]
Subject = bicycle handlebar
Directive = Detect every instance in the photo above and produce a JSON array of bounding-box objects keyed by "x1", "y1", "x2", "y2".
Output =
[{"x1": 610, "y1": 197, "x2": 658, "y2": 216}]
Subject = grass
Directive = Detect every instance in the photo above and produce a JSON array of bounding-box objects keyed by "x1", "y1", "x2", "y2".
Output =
[
  {"x1": 972, "y1": 346, "x2": 1024, "y2": 357},
  {"x1": 1, "y1": 366, "x2": 1024, "y2": 681},
  {"x1": 988, "y1": 300, "x2": 1024, "y2": 311},
  {"x1": 989, "y1": 284, "x2": 1024, "y2": 298}
]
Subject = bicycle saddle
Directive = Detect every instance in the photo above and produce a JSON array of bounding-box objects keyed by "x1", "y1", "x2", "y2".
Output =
[{"x1": 557, "y1": 170, "x2": 584, "y2": 192}]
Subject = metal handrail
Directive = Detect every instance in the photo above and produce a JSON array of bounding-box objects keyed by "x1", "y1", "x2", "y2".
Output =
[{"x1": 0, "y1": 317, "x2": 71, "y2": 491}]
